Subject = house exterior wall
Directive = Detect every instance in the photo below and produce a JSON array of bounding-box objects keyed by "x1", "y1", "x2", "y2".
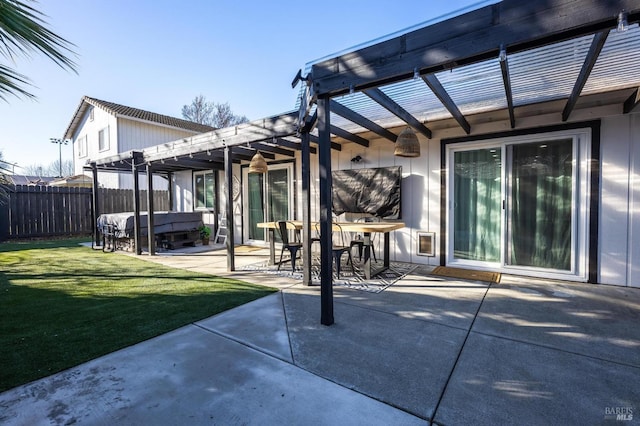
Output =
[
  {"x1": 72, "y1": 105, "x2": 119, "y2": 187},
  {"x1": 117, "y1": 118, "x2": 198, "y2": 153},
  {"x1": 167, "y1": 105, "x2": 640, "y2": 288},
  {"x1": 71, "y1": 107, "x2": 202, "y2": 190}
]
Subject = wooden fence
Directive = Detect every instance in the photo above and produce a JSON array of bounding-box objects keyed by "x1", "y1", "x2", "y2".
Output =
[{"x1": 0, "y1": 185, "x2": 169, "y2": 240}]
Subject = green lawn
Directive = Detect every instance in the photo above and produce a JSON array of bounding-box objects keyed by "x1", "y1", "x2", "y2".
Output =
[{"x1": 0, "y1": 239, "x2": 276, "y2": 392}]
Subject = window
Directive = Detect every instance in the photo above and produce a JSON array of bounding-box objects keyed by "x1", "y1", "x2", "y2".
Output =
[
  {"x1": 194, "y1": 171, "x2": 216, "y2": 210},
  {"x1": 89, "y1": 107, "x2": 94, "y2": 121},
  {"x1": 77, "y1": 135, "x2": 88, "y2": 158},
  {"x1": 98, "y1": 127, "x2": 109, "y2": 151}
]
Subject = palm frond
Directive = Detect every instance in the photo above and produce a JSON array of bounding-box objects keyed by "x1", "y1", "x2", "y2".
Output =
[
  {"x1": 0, "y1": 0, "x2": 77, "y2": 99},
  {"x1": 0, "y1": 63, "x2": 34, "y2": 100}
]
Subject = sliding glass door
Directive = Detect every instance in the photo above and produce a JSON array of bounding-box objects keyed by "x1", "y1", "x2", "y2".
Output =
[
  {"x1": 507, "y1": 139, "x2": 574, "y2": 270},
  {"x1": 448, "y1": 130, "x2": 589, "y2": 280},
  {"x1": 243, "y1": 163, "x2": 293, "y2": 243}
]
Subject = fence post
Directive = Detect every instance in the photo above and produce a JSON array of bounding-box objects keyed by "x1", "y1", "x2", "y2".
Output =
[{"x1": 0, "y1": 185, "x2": 9, "y2": 241}]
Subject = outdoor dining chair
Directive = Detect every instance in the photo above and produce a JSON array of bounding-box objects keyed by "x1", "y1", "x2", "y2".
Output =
[
  {"x1": 350, "y1": 217, "x2": 378, "y2": 262},
  {"x1": 315, "y1": 223, "x2": 354, "y2": 278},
  {"x1": 276, "y1": 220, "x2": 303, "y2": 272}
]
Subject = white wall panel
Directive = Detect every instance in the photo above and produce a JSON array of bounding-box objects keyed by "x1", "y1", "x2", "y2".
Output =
[
  {"x1": 628, "y1": 113, "x2": 640, "y2": 288},
  {"x1": 600, "y1": 115, "x2": 631, "y2": 285},
  {"x1": 172, "y1": 170, "x2": 193, "y2": 212}
]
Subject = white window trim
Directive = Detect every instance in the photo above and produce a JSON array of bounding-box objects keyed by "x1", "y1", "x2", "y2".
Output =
[
  {"x1": 193, "y1": 171, "x2": 216, "y2": 211},
  {"x1": 98, "y1": 126, "x2": 110, "y2": 152},
  {"x1": 77, "y1": 135, "x2": 88, "y2": 158}
]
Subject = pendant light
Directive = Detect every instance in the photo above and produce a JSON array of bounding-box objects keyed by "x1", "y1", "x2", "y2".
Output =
[
  {"x1": 248, "y1": 151, "x2": 268, "y2": 173},
  {"x1": 394, "y1": 127, "x2": 421, "y2": 157}
]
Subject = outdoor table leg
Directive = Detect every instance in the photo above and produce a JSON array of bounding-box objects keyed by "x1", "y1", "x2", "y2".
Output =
[
  {"x1": 268, "y1": 228, "x2": 276, "y2": 265},
  {"x1": 363, "y1": 232, "x2": 372, "y2": 280},
  {"x1": 383, "y1": 231, "x2": 390, "y2": 269}
]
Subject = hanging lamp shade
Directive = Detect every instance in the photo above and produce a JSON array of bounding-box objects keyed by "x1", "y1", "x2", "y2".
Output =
[
  {"x1": 248, "y1": 151, "x2": 268, "y2": 173},
  {"x1": 394, "y1": 127, "x2": 421, "y2": 157}
]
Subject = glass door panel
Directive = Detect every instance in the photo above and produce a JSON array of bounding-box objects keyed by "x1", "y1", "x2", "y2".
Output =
[
  {"x1": 266, "y1": 168, "x2": 289, "y2": 243},
  {"x1": 507, "y1": 139, "x2": 573, "y2": 270},
  {"x1": 247, "y1": 173, "x2": 264, "y2": 241},
  {"x1": 453, "y1": 148, "x2": 502, "y2": 262},
  {"x1": 244, "y1": 164, "x2": 292, "y2": 243}
]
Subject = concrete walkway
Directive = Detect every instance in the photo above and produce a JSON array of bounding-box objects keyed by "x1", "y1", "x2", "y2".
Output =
[{"x1": 1, "y1": 247, "x2": 639, "y2": 425}]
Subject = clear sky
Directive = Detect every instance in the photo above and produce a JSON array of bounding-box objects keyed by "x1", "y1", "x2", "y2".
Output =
[{"x1": 0, "y1": 0, "x2": 490, "y2": 173}]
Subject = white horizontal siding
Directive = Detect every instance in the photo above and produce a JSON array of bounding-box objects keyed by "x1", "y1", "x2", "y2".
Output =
[{"x1": 117, "y1": 119, "x2": 200, "y2": 152}]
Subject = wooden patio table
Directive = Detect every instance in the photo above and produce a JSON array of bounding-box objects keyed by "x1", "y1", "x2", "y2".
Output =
[{"x1": 257, "y1": 220, "x2": 405, "y2": 280}]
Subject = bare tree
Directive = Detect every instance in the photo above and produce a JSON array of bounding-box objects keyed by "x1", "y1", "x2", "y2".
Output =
[
  {"x1": 23, "y1": 159, "x2": 73, "y2": 177},
  {"x1": 181, "y1": 94, "x2": 214, "y2": 125},
  {"x1": 182, "y1": 95, "x2": 249, "y2": 128},
  {"x1": 0, "y1": 0, "x2": 77, "y2": 101},
  {"x1": 212, "y1": 102, "x2": 248, "y2": 128}
]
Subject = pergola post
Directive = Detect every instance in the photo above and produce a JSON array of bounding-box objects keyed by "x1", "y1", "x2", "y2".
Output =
[
  {"x1": 224, "y1": 146, "x2": 235, "y2": 271},
  {"x1": 132, "y1": 152, "x2": 142, "y2": 255},
  {"x1": 90, "y1": 162, "x2": 100, "y2": 247},
  {"x1": 317, "y1": 96, "x2": 334, "y2": 325},
  {"x1": 301, "y1": 130, "x2": 312, "y2": 286},
  {"x1": 146, "y1": 163, "x2": 156, "y2": 256}
]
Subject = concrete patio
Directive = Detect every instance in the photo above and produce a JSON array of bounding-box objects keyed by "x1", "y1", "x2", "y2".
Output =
[{"x1": 1, "y1": 247, "x2": 639, "y2": 425}]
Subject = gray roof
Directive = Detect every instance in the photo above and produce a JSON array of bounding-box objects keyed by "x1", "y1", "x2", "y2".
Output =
[
  {"x1": 64, "y1": 96, "x2": 215, "y2": 139},
  {"x1": 8, "y1": 175, "x2": 56, "y2": 186}
]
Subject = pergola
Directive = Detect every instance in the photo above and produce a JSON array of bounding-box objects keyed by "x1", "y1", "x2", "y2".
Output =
[{"x1": 87, "y1": 0, "x2": 640, "y2": 325}]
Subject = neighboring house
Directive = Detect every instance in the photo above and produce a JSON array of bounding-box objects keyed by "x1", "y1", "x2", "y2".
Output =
[
  {"x1": 89, "y1": 1, "x2": 640, "y2": 289},
  {"x1": 63, "y1": 96, "x2": 215, "y2": 189},
  {"x1": 7, "y1": 175, "x2": 56, "y2": 186},
  {"x1": 49, "y1": 174, "x2": 93, "y2": 188}
]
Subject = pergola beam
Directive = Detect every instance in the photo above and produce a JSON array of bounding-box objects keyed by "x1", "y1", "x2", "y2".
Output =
[
  {"x1": 309, "y1": 134, "x2": 342, "y2": 151},
  {"x1": 363, "y1": 88, "x2": 432, "y2": 138},
  {"x1": 251, "y1": 142, "x2": 296, "y2": 157},
  {"x1": 624, "y1": 88, "x2": 640, "y2": 114},
  {"x1": 311, "y1": 0, "x2": 640, "y2": 97},
  {"x1": 329, "y1": 100, "x2": 397, "y2": 142},
  {"x1": 278, "y1": 137, "x2": 317, "y2": 154},
  {"x1": 562, "y1": 30, "x2": 609, "y2": 122},
  {"x1": 421, "y1": 74, "x2": 470, "y2": 134},
  {"x1": 330, "y1": 125, "x2": 369, "y2": 147},
  {"x1": 233, "y1": 146, "x2": 276, "y2": 160},
  {"x1": 499, "y1": 48, "x2": 516, "y2": 129}
]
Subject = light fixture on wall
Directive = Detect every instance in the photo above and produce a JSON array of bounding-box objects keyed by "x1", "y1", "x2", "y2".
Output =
[
  {"x1": 351, "y1": 155, "x2": 362, "y2": 163},
  {"x1": 249, "y1": 151, "x2": 268, "y2": 173},
  {"x1": 617, "y1": 10, "x2": 629, "y2": 32},
  {"x1": 394, "y1": 127, "x2": 421, "y2": 157}
]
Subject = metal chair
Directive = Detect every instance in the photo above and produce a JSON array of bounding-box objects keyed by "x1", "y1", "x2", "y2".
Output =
[
  {"x1": 276, "y1": 220, "x2": 303, "y2": 271},
  {"x1": 316, "y1": 222, "x2": 354, "y2": 278},
  {"x1": 350, "y1": 217, "x2": 378, "y2": 262}
]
